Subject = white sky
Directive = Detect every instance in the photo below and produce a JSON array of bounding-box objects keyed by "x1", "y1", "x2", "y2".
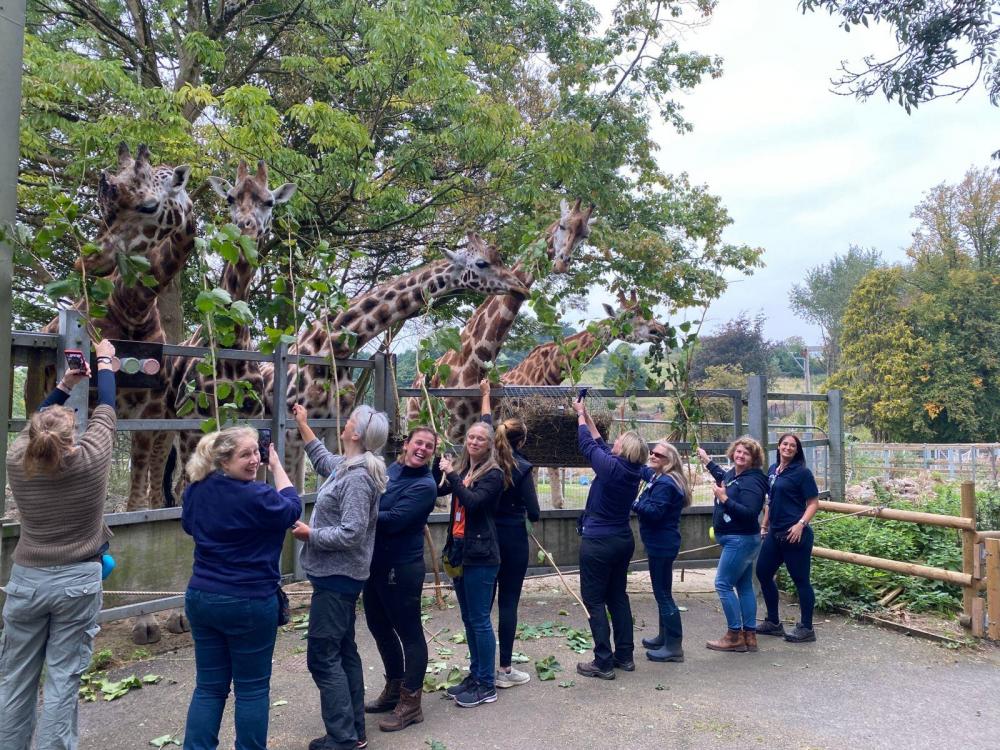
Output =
[{"x1": 587, "y1": 0, "x2": 999, "y2": 343}]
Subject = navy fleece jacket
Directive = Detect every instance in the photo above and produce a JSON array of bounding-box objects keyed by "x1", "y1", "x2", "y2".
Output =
[
  {"x1": 633, "y1": 467, "x2": 685, "y2": 558},
  {"x1": 577, "y1": 425, "x2": 644, "y2": 538},
  {"x1": 705, "y1": 460, "x2": 768, "y2": 536},
  {"x1": 371, "y1": 461, "x2": 437, "y2": 568}
]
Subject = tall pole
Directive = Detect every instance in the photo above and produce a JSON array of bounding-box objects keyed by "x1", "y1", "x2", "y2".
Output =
[{"x1": 0, "y1": 1, "x2": 27, "y2": 526}]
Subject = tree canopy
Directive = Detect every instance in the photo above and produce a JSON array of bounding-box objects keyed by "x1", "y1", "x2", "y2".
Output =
[{"x1": 689, "y1": 312, "x2": 772, "y2": 380}]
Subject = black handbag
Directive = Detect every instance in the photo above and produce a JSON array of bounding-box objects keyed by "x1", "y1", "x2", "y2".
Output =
[{"x1": 277, "y1": 587, "x2": 291, "y2": 626}]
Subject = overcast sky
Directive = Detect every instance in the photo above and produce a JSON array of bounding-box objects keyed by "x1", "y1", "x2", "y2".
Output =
[{"x1": 601, "y1": 0, "x2": 998, "y2": 344}]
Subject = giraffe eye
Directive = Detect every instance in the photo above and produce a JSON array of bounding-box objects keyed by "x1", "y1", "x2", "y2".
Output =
[
  {"x1": 475, "y1": 260, "x2": 490, "y2": 269},
  {"x1": 264, "y1": 199, "x2": 275, "y2": 208},
  {"x1": 137, "y1": 200, "x2": 158, "y2": 214}
]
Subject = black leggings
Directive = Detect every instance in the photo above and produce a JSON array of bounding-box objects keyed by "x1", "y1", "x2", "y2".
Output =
[
  {"x1": 493, "y1": 523, "x2": 529, "y2": 668},
  {"x1": 363, "y1": 561, "x2": 427, "y2": 692},
  {"x1": 756, "y1": 526, "x2": 815, "y2": 629}
]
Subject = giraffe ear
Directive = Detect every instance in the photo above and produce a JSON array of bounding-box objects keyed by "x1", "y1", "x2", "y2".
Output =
[
  {"x1": 170, "y1": 165, "x2": 191, "y2": 191},
  {"x1": 271, "y1": 183, "x2": 297, "y2": 204},
  {"x1": 602, "y1": 303, "x2": 615, "y2": 318},
  {"x1": 207, "y1": 176, "x2": 233, "y2": 199}
]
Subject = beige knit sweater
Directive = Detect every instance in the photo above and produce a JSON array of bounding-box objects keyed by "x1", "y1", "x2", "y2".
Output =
[{"x1": 7, "y1": 404, "x2": 115, "y2": 566}]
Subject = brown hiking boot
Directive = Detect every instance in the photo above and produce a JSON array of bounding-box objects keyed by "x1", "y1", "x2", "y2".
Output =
[
  {"x1": 706, "y1": 629, "x2": 747, "y2": 653},
  {"x1": 364, "y1": 677, "x2": 403, "y2": 713},
  {"x1": 378, "y1": 686, "x2": 423, "y2": 732},
  {"x1": 742, "y1": 629, "x2": 758, "y2": 652}
]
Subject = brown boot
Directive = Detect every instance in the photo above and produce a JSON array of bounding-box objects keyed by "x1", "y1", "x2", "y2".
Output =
[
  {"x1": 378, "y1": 686, "x2": 423, "y2": 732},
  {"x1": 364, "y1": 677, "x2": 403, "y2": 713},
  {"x1": 743, "y1": 629, "x2": 758, "y2": 652},
  {"x1": 706, "y1": 629, "x2": 747, "y2": 653}
]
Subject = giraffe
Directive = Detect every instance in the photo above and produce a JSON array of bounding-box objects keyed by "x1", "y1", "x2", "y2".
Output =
[
  {"x1": 40, "y1": 143, "x2": 195, "y2": 509},
  {"x1": 159, "y1": 159, "x2": 297, "y2": 503},
  {"x1": 405, "y1": 199, "x2": 595, "y2": 444},
  {"x1": 501, "y1": 291, "x2": 668, "y2": 387},
  {"x1": 261, "y1": 233, "x2": 532, "y2": 488}
]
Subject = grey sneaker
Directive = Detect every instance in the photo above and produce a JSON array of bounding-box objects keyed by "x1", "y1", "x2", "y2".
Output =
[
  {"x1": 445, "y1": 673, "x2": 475, "y2": 700},
  {"x1": 756, "y1": 619, "x2": 786, "y2": 637},
  {"x1": 495, "y1": 667, "x2": 530, "y2": 688},
  {"x1": 784, "y1": 624, "x2": 816, "y2": 643}
]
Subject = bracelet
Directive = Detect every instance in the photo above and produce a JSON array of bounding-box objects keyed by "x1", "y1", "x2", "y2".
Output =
[{"x1": 96, "y1": 356, "x2": 113, "y2": 364}]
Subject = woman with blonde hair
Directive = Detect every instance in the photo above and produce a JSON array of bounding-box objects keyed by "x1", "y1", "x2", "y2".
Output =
[
  {"x1": 572, "y1": 397, "x2": 647, "y2": 680},
  {"x1": 633, "y1": 440, "x2": 690, "y2": 663},
  {"x1": 290, "y1": 403, "x2": 389, "y2": 750},
  {"x1": 181, "y1": 425, "x2": 301, "y2": 750},
  {"x1": 0, "y1": 339, "x2": 116, "y2": 750},
  {"x1": 438, "y1": 417, "x2": 506, "y2": 708},
  {"x1": 478, "y1": 379, "x2": 540, "y2": 689},
  {"x1": 696, "y1": 436, "x2": 768, "y2": 653}
]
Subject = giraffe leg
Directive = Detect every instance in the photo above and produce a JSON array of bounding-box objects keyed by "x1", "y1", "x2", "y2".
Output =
[
  {"x1": 127, "y1": 431, "x2": 154, "y2": 511},
  {"x1": 173, "y1": 431, "x2": 200, "y2": 501},
  {"x1": 144, "y1": 430, "x2": 175, "y2": 509}
]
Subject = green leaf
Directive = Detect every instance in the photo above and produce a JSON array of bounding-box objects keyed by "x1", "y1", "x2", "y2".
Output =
[
  {"x1": 141, "y1": 674, "x2": 162, "y2": 684},
  {"x1": 149, "y1": 736, "x2": 181, "y2": 748},
  {"x1": 534, "y1": 655, "x2": 563, "y2": 681},
  {"x1": 536, "y1": 549, "x2": 546, "y2": 564},
  {"x1": 44, "y1": 278, "x2": 79, "y2": 299},
  {"x1": 216, "y1": 382, "x2": 232, "y2": 401}
]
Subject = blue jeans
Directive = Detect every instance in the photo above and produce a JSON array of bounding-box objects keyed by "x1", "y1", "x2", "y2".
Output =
[
  {"x1": 757, "y1": 526, "x2": 815, "y2": 629},
  {"x1": 0, "y1": 562, "x2": 102, "y2": 750},
  {"x1": 715, "y1": 534, "x2": 762, "y2": 631},
  {"x1": 453, "y1": 564, "x2": 499, "y2": 687},
  {"x1": 307, "y1": 588, "x2": 366, "y2": 749},
  {"x1": 183, "y1": 588, "x2": 278, "y2": 750}
]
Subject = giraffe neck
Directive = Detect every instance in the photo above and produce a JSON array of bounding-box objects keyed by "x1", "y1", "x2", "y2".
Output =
[
  {"x1": 219, "y1": 237, "x2": 268, "y2": 351},
  {"x1": 503, "y1": 328, "x2": 608, "y2": 386}
]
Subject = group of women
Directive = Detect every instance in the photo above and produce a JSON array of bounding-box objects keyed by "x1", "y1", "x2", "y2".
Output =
[{"x1": 1, "y1": 348, "x2": 820, "y2": 750}]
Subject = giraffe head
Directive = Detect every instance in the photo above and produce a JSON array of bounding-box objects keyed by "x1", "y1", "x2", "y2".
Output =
[
  {"x1": 442, "y1": 233, "x2": 532, "y2": 299},
  {"x1": 87, "y1": 143, "x2": 192, "y2": 274},
  {"x1": 207, "y1": 159, "x2": 297, "y2": 240},
  {"x1": 602, "y1": 291, "x2": 668, "y2": 344},
  {"x1": 547, "y1": 198, "x2": 595, "y2": 273}
]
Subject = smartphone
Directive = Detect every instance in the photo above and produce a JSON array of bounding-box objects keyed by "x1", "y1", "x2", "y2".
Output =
[
  {"x1": 258, "y1": 428, "x2": 272, "y2": 464},
  {"x1": 576, "y1": 386, "x2": 589, "y2": 402},
  {"x1": 64, "y1": 349, "x2": 86, "y2": 372}
]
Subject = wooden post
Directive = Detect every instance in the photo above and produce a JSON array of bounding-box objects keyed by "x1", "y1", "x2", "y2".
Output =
[
  {"x1": 827, "y1": 389, "x2": 845, "y2": 502},
  {"x1": 986, "y1": 538, "x2": 1000, "y2": 640},
  {"x1": 747, "y1": 375, "x2": 768, "y2": 456},
  {"x1": 960, "y1": 481, "x2": 978, "y2": 630}
]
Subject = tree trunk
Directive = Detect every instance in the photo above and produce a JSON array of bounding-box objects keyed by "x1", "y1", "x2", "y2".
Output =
[
  {"x1": 159, "y1": 277, "x2": 184, "y2": 344},
  {"x1": 550, "y1": 467, "x2": 563, "y2": 509}
]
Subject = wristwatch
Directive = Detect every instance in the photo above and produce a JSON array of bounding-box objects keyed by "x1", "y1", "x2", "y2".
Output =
[{"x1": 796, "y1": 519, "x2": 809, "y2": 527}]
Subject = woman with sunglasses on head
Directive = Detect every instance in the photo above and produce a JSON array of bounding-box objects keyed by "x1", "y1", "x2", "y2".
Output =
[
  {"x1": 478, "y1": 379, "x2": 540, "y2": 689},
  {"x1": 696, "y1": 437, "x2": 769, "y2": 653},
  {"x1": 438, "y1": 420, "x2": 506, "y2": 708},
  {"x1": 572, "y1": 397, "x2": 647, "y2": 681},
  {"x1": 633, "y1": 441, "x2": 690, "y2": 663},
  {"x1": 755, "y1": 433, "x2": 820, "y2": 644},
  {"x1": 362, "y1": 426, "x2": 438, "y2": 734},
  {"x1": 291, "y1": 403, "x2": 390, "y2": 750}
]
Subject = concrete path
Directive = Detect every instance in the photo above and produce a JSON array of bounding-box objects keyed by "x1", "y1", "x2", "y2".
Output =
[{"x1": 77, "y1": 578, "x2": 1000, "y2": 750}]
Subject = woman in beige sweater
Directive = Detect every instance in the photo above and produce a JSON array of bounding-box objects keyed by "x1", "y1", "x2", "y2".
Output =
[{"x1": 0, "y1": 339, "x2": 116, "y2": 750}]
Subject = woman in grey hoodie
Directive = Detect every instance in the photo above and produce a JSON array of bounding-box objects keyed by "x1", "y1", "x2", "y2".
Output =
[{"x1": 291, "y1": 403, "x2": 389, "y2": 750}]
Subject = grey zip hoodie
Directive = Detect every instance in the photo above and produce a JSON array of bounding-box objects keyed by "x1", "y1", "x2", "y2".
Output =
[{"x1": 299, "y1": 439, "x2": 380, "y2": 582}]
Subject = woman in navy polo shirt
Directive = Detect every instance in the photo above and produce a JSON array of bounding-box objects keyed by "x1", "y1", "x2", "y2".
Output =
[{"x1": 755, "y1": 433, "x2": 820, "y2": 643}]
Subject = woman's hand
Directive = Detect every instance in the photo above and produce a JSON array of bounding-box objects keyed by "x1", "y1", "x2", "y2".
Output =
[
  {"x1": 439, "y1": 455, "x2": 454, "y2": 474},
  {"x1": 291, "y1": 403, "x2": 309, "y2": 428},
  {"x1": 572, "y1": 400, "x2": 587, "y2": 417},
  {"x1": 60, "y1": 363, "x2": 91, "y2": 390},
  {"x1": 267, "y1": 444, "x2": 282, "y2": 471},
  {"x1": 291, "y1": 520, "x2": 310, "y2": 541},
  {"x1": 712, "y1": 483, "x2": 728, "y2": 503},
  {"x1": 95, "y1": 339, "x2": 116, "y2": 360},
  {"x1": 696, "y1": 447, "x2": 710, "y2": 465},
  {"x1": 479, "y1": 378, "x2": 491, "y2": 397},
  {"x1": 785, "y1": 523, "x2": 805, "y2": 544}
]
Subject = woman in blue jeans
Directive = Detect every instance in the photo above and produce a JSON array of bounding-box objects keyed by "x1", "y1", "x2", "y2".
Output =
[
  {"x1": 697, "y1": 437, "x2": 768, "y2": 654},
  {"x1": 182, "y1": 427, "x2": 301, "y2": 750},
  {"x1": 439, "y1": 421, "x2": 505, "y2": 708},
  {"x1": 633, "y1": 441, "x2": 690, "y2": 663},
  {"x1": 756, "y1": 433, "x2": 820, "y2": 643}
]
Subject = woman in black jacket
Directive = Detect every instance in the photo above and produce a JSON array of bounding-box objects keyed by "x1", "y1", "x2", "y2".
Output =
[
  {"x1": 479, "y1": 380, "x2": 540, "y2": 689},
  {"x1": 439, "y1": 421, "x2": 506, "y2": 708},
  {"x1": 697, "y1": 437, "x2": 768, "y2": 653}
]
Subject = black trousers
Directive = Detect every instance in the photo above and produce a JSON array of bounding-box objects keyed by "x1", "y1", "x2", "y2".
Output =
[
  {"x1": 579, "y1": 530, "x2": 635, "y2": 669},
  {"x1": 363, "y1": 561, "x2": 427, "y2": 692},
  {"x1": 307, "y1": 589, "x2": 365, "y2": 749},
  {"x1": 493, "y1": 523, "x2": 529, "y2": 667}
]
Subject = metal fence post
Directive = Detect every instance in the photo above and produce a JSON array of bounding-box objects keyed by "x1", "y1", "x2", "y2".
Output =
[
  {"x1": 58, "y1": 310, "x2": 91, "y2": 435},
  {"x1": 731, "y1": 393, "x2": 743, "y2": 441},
  {"x1": 827, "y1": 389, "x2": 846, "y2": 502},
  {"x1": 747, "y1": 375, "x2": 768, "y2": 455},
  {"x1": 270, "y1": 343, "x2": 298, "y2": 579}
]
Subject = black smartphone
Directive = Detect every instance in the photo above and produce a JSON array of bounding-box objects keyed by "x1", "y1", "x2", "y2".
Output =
[
  {"x1": 576, "y1": 386, "x2": 589, "y2": 402},
  {"x1": 64, "y1": 349, "x2": 86, "y2": 372},
  {"x1": 258, "y1": 428, "x2": 272, "y2": 464}
]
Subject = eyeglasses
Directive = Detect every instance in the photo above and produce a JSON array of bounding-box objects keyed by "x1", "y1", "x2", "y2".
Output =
[{"x1": 650, "y1": 450, "x2": 669, "y2": 460}]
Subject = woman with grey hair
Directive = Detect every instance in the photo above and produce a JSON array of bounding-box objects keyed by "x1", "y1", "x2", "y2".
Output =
[{"x1": 291, "y1": 403, "x2": 389, "y2": 750}]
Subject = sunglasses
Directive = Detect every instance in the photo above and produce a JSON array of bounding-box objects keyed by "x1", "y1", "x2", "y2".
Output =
[{"x1": 650, "y1": 450, "x2": 670, "y2": 460}]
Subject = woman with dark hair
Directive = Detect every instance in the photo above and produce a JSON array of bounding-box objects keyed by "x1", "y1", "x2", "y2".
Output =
[
  {"x1": 756, "y1": 433, "x2": 820, "y2": 643},
  {"x1": 0, "y1": 339, "x2": 116, "y2": 750},
  {"x1": 697, "y1": 437, "x2": 769, "y2": 653},
  {"x1": 290, "y1": 403, "x2": 390, "y2": 750},
  {"x1": 439, "y1": 420, "x2": 505, "y2": 708},
  {"x1": 479, "y1": 379, "x2": 540, "y2": 688},
  {"x1": 634, "y1": 441, "x2": 690, "y2": 663},
  {"x1": 363, "y1": 425, "x2": 438, "y2": 734},
  {"x1": 572, "y1": 397, "x2": 647, "y2": 681},
  {"x1": 181, "y1": 425, "x2": 301, "y2": 750}
]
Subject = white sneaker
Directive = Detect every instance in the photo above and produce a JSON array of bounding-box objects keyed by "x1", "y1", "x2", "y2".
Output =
[{"x1": 495, "y1": 667, "x2": 530, "y2": 688}]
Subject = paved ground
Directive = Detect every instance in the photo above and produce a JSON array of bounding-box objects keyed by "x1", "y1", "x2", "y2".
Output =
[{"x1": 77, "y1": 573, "x2": 1000, "y2": 750}]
